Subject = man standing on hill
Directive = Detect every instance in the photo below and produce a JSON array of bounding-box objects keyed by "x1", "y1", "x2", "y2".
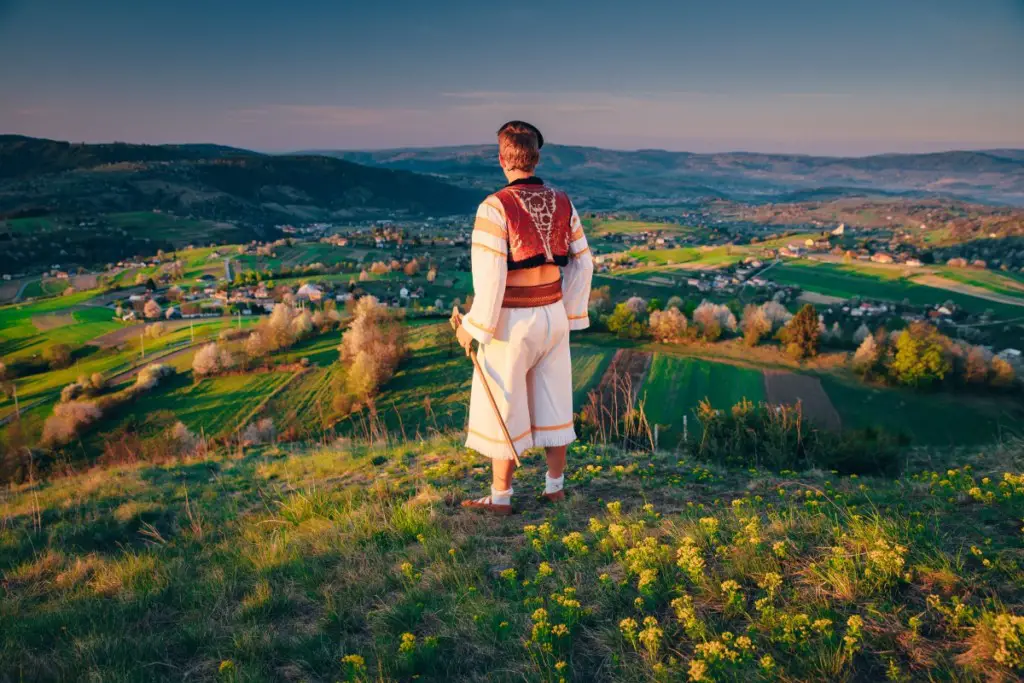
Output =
[{"x1": 453, "y1": 121, "x2": 594, "y2": 514}]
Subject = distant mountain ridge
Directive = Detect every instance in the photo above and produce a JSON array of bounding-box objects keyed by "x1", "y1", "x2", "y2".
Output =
[
  {"x1": 308, "y1": 144, "x2": 1024, "y2": 208},
  {"x1": 0, "y1": 135, "x2": 478, "y2": 221}
]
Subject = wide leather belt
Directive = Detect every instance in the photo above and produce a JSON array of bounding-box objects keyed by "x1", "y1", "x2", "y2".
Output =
[{"x1": 502, "y1": 279, "x2": 563, "y2": 308}]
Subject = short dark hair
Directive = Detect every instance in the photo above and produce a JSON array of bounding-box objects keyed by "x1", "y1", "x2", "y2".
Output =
[{"x1": 497, "y1": 121, "x2": 543, "y2": 172}]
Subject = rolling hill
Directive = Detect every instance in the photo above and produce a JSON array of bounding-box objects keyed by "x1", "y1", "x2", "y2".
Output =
[
  {"x1": 312, "y1": 144, "x2": 1024, "y2": 209},
  {"x1": 0, "y1": 135, "x2": 479, "y2": 222}
]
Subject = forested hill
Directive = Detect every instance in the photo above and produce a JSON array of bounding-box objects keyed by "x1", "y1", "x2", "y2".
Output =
[
  {"x1": 0, "y1": 135, "x2": 479, "y2": 220},
  {"x1": 314, "y1": 144, "x2": 1024, "y2": 207}
]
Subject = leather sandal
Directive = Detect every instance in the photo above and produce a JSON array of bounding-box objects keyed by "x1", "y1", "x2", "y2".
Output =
[{"x1": 461, "y1": 496, "x2": 513, "y2": 516}]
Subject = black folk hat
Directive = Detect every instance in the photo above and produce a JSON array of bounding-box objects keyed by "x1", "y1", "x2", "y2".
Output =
[{"x1": 497, "y1": 120, "x2": 544, "y2": 149}]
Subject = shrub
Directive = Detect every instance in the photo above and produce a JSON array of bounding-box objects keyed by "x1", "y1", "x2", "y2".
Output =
[
  {"x1": 624, "y1": 296, "x2": 648, "y2": 316},
  {"x1": 779, "y1": 304, "x2": 820, "y2": 359},
  {"x1": 604, "y1": 303, "x2": 644, "y2": 339},
  {"x1": 290, "y1": 309, "x2": 313, "y2": 340},
  {"x1": 143, "y1": 299, "x2": 162, "y2": 319},
  {"x1": 887, "y1": 323, "x2": 951, "y2": 388},
  {"x1": 589, "y1": 286, "x2": 613, "y2": 316},
  {"x1": 147, "y1": 322, "x2": 167, "y2": 338},
  {"x1": 169, "y1": 421, "x2": 202, "y2": 455},
  {"x1": 991, "y1": 356, "x2": 1016, "y2": 388},
  {"x1": 693, "y1": 399, "x2": 900, "y2": 475},
  {"x1": 42, "y1": 401, "x2": 102, "y2": 446},
  {"x1": 43, "y1": 343, "x2": 73, "y2": 370},
  {"x1": 693, "y1": 301, "x2": 736, "y2": 341},
  {"x1": 241, "y1": 418, "x2": 276, "y2": 446},
  {"x1": 244, "y1": 331, "x2": 269, "y2": 360},
  {"x1": 740, "y1": 304, "x2": 771, "y2": 346},
  {"x1": 851, "y1": 335, "x2": 882, "y2": 377},
  {"x1": 60, "y1": 383, "x2": 83, "y2": 403},
  {"x1": 134, "y1": 363, "x2": 175, "y2": 391},
  {"x1": 338, "y1": 296, "x2": 407, "y2": 402},
  {"x1": 852, "y1": 323, "x2": 871, "y2": 345},
  {"x1": 192, "y1": 343, "x2": 233, "y2": 377},
  {"x1": 648, "y1": 307, "x2": 689, "y2": 343}
]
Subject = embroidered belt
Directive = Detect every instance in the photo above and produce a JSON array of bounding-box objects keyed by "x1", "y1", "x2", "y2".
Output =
[{"x1": 502, "y1": 279, "x2": 563, "y2": 308}]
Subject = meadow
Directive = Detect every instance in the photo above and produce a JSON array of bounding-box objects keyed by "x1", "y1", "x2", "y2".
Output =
[
  {"x1": 2, "y1": 434, "x2": 1022, "y2": 681},
  {"x1": 641, "y1": 354, "x2": 765, "y2": 446},
  {"x1": 628, "y1": 247, "x2": 742, "y2": 269},
  {"x1": 764, "y1": 261, "x2": 1024, "y2": 318}
]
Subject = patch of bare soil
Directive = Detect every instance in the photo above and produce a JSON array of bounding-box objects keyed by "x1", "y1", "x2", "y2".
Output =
[
  {"x1": 0, "y1": 279, "x2": 21, "y2": 303},
  {"x1": 70, "y1": 273, "x2": 99, "y2": 290},
  {"x1": 763, "y1": 370, "x2": 842, "y2": 431},
  {"x1": 31, "y1": 313, "x2": 75, "y2": 331},
  {"x1": 798, "y1": 291, "x2": 847, "y2": 305},
  {"x1": 583, "y1": 349, "x2": 652, "y2": 424}
]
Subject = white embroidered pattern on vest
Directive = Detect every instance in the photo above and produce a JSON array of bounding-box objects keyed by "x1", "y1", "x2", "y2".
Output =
[{"x1": 512, "y1": 188, "x2": 558, "y2": 261}]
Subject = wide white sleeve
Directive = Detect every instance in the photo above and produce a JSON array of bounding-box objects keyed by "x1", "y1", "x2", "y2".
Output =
[
  {"x1": 562, "y1": 202, "x2": 594, "y2": 331},
  {"x1": 463, "y1": 199, "x2": 508, "y2": 345}
]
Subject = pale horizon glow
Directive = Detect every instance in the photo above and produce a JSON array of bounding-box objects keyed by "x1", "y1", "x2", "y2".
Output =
[{"x1": 1, "y1": 0, "x2": 1023, "y2": 155}]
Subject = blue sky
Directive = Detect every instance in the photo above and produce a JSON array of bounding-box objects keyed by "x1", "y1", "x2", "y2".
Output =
[{"x1": 1, "y1": 0, "x2": 1022, "y2": 154}]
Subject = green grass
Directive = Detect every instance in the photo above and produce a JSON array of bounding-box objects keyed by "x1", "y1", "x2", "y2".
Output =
[
  {"x1": 628, "y1": 246, "x2": 742, "y2": 268},
  {"x1": 97, "y1": 371, "x2": 295, "y2": 438},
  {"x1": 820, "y1": 374, "x2": 1024, "y2": 445},
  {"x1": 765, "y1": 261, "x2": 1024, "y2": 318},
  {"x1": 335, "y1": 323, "x2": 473, "y2": 439},
  {"x1": 2, "y1": 434, "x2": 1022, "y2": 681},
  {"x1": 570, "y1": 345, "x2": 615, "y2": 405},
  {"x1": 929, "y1": 268, "x2": 1024, "y2": 300},
  {"x1": 641, "y1": 354, "x2": 766, "y2": 444},
  {"x1": 104, "y1": 212, "x2": 245, "y2": 247},
  {"x1": 0, "y1": 293, "x2": 120, "y2": 361},
  {"x1": 2, "y1": 216, "x2": 61, "y2": 233}
]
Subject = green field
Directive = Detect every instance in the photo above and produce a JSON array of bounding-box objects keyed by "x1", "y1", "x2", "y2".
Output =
[
  {"x1": 641, "y1": 354, "x2": 766, "y2": 444},
  {"x1": 766, "y1": 261, "x2": 1024, "y2": 318},
  {"x1": 929, "y1": 267, "x2": 1024, "y2": 300},
  {"x1": 570, "y1": 345, "x2": 615, "y2": 405},
  {"x1": 105, "y1": 212, "x2": 245, "y2": 246},
  {"x1": 96, "y1": 370, "x2": 295, "y2": 439},
  {"x1": 0, "y1": 293, "x2": 120, "y2": 361},
  {"x1": 1, "y1": 216, "x2": 62, "y2": 233},
  {"x1": 819, "y1": 375, "x2": 1023, "y2": 446},
  {"x1": 628, "y1": 246, "x2": 741, "y2": 268},
  {"x1": 18, "y1": 278, "x2": 68, "y2": 299}
]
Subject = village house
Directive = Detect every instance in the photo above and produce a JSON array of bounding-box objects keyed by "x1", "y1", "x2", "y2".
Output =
[{"x1": 296, "y1": 283, "x2": 323, "y2": 302}]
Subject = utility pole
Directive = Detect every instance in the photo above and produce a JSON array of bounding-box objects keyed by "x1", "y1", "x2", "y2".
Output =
[
  {"x1": 141, "y1": 329, "x2": 145, "y2": 359},
  {"x1": 190, "y1": 320, "x2": 195, "y2": 343},
  {"x1": 13, "y1": 383, "x2": 19, "y2": 419}
]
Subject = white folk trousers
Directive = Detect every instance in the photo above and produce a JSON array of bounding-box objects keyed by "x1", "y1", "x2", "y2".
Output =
[{"x1": 465, "y1": 302, "x2": 576, "y2": 460}]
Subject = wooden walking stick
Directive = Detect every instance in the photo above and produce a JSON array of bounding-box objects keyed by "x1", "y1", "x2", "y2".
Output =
[{"x1": 450, "y1": 306, "x2": 521, "y2": 466}]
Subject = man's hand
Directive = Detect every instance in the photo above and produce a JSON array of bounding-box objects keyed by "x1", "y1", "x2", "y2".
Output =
[{"x1": 455, "y1": 324, "x2": 474, "y2": 356}]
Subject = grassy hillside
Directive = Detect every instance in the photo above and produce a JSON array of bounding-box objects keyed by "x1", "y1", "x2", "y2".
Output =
[{"x1": 2, "y1": 435, "x2": 1023, "y2": 681}]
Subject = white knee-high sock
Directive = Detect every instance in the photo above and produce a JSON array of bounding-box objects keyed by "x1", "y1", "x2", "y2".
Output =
[
  {"x1": 545, "y1": 473, "x2": 564, "y2": 495},
  {"x1": 490, "y1": 486, "x2": 513, "y2": 505}
]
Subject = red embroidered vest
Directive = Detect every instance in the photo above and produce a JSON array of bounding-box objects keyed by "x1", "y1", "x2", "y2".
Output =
[{"x1": 492, "y1": 184, "x2": 573, "y2": 270}]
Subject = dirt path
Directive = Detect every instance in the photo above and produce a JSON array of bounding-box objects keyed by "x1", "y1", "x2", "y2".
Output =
[{"x1": 763, "y1": 370, "x2": 842, "y2": 431}]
